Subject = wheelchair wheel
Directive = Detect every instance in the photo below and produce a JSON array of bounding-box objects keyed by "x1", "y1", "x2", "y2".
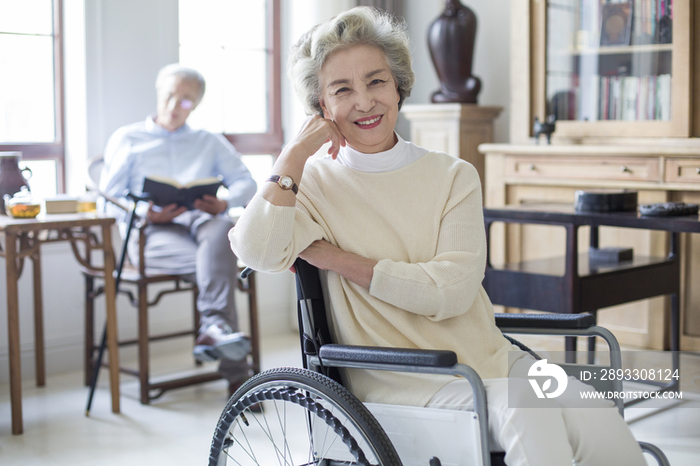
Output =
[{"x1": 209, "y1": 367, "x2": 401, "y2": 466}]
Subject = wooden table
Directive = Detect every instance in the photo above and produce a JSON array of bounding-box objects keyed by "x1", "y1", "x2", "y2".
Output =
[
  {"x1": 483, "y1": 204, "x2": 700, "y2": 402},
  {"x1": 0, "y1": 213, "x2": 120, "y2": 434}
]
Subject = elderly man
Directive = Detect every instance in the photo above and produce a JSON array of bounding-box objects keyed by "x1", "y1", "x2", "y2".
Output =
[{"x1": 100, "y1": 64, "x2": 257, "y2": 392}]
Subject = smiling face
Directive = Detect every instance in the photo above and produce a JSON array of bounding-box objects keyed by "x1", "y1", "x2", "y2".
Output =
[
  {"x1": 155, "y1": 75, "x2": 202, "y2": 132},
  {"x1": 319, "y1": 45, "x2": 400, "y2": 154}
]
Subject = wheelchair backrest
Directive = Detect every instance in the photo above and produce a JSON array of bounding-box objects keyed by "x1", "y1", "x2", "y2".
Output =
[{"x1": 294, "y1": 259, "x2": 343, "y2": 383}]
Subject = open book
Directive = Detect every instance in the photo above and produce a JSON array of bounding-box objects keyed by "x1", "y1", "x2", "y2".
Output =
[{"x1": 142, "y1": 175, "x2": 223, "y2": 210}]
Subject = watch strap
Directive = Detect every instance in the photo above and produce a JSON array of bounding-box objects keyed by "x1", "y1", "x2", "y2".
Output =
[{"x1": 266, "y1": 175, "x2": 298, "y2": 194}]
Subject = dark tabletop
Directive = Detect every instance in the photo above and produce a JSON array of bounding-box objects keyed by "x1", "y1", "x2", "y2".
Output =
[{"x1": 483, "y1": 203, "x2": 700, "y2": 234}]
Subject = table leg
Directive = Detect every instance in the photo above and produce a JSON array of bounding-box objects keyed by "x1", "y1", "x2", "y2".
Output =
[
  {"x1": 564, "y1": 224, "x2": 579, "y2": 363},
  {"x1": 671, "y1": 292, "x2": 680, "y2": 371},
  {"x1": 586, "y1": 227, "x2": 599, "y2": 365},
  {"x1": 31, "y1": 248, "x2": 45, "y2": 387},
  {"x1": 587, "y1": 310, "x2": 598, "y2": 365},
  {"x1": 670, "y1": 232, "x2": 681, "y2": 390},
  {"x1": 101, "y1": 225, "x2": 120, "y2": 413},
  {"x1": 5, "y1": 232, "x2": 23, "y2": 434}
]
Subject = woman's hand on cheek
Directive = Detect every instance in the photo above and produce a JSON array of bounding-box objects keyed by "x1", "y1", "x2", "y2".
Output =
[{"x1": 294, "y1": 116, "x2": 346, "y2": 160}]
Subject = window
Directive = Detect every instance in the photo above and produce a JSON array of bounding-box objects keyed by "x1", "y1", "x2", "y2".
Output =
[
  {"x1": 0, "y1": 0, "x2": 64, "y2": 195},
  {"x1": 178, "y1": 0, "x2": 282, "y2": 157}
]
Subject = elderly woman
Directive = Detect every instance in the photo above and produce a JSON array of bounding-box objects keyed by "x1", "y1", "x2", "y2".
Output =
[{"x1": 230, "y1": 7, "x2": 646, "y2": 466}]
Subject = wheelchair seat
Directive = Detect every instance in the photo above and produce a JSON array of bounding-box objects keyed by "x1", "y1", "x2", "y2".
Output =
[{"x1": 208, "y1": 259, "x2": 669, "y2": 466}]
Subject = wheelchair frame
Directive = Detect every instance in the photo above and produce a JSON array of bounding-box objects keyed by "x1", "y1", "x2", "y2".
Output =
[{"x1": 209, "y1": 259, "x2": 670, "y2": 466}]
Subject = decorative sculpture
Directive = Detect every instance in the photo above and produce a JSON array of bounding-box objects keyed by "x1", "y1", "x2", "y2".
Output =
[
  {"x1": 428, "y1": 0, "x2": 481, "y2": 104},
  {"x1": 533, "y1": 115, "x2": 556, "y2": 145}
]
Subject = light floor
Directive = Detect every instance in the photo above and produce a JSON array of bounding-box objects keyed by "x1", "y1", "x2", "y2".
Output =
[{"x1": 1, "y1": 332, "x2": 699, "y2": 465}]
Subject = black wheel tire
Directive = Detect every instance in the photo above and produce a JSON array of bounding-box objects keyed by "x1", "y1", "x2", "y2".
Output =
[{"x1": 209, "y1": 367, "x2": 402, "y2": 466}]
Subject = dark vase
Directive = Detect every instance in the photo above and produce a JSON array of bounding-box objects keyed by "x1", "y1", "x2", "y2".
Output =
[
  {"x1": 0, "y1": 152, "x2": 32, "y2": 213},
  {"x1": 428, "y1": 0, "x2": 481, "y2": 104}
]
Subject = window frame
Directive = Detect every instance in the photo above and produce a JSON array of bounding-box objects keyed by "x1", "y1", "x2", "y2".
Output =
[
  {"x1": 219, "y1": 0, "x2": 283, "y2": 157},
  {"x1": 0, "y1": 0, "x2": 65, "y2": 192}
]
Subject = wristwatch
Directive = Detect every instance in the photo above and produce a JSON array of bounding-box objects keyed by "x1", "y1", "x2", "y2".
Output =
[{"x1": 266, "y1": 175, "x2": 298, "y2": 194}]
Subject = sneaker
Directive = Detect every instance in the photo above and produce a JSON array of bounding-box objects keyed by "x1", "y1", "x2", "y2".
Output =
[{"x1": 193, "y1": 324, "x2": 251, "y2": 363}]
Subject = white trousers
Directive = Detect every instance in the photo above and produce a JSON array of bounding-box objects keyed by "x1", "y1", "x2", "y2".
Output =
[{"x1": 425, "y1": 354, "x2": 646, "y2": 466}]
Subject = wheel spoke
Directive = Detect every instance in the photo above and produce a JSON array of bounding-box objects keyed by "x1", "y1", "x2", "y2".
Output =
[
  {"x1": 270, "y1": 397, "x2": 294, "y2": 466},
  {"x1": 229, "y1": 417, "x2": 260, "y2": 465},
  {"x1": 248, "y1": 401, "x2": 289, "y2": 465},
  {"x1": 209, "y1": 368, "x2": 400, "y2": 466}
]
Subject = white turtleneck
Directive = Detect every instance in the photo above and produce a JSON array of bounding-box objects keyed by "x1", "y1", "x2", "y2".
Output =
[{"x1": 328, "y1": 133, "x2": 428, "y2": 173}]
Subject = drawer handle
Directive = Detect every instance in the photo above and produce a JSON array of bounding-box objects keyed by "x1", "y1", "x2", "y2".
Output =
[
  {"x1": 620, "y1": 166, "x2": 631, "y2": 173},
  {"x1": 528, "y1": 164, "x2": 536, "y2": 171}
]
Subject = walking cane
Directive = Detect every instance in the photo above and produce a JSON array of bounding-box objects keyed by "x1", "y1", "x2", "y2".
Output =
[{"x1": 85, "y1": 192, "x2": 151, "y2": 416}]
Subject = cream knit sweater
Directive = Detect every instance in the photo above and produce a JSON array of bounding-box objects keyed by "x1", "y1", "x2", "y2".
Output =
[{"x1": 230, "y1": 148, "x2": 514, "y2": 407}]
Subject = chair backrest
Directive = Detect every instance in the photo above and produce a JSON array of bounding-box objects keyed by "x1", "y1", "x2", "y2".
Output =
[
  {"x1": 86, "y1": 155, "x2": 104, "y2": 191},
  {"x1": 294, "y1": 258, "x2": 342, "y2": 383},
  {"x1": 86, "y1": 154, "x2": 131, "y2": 214}
]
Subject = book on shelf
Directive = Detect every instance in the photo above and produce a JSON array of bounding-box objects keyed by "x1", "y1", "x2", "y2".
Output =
[
  {"x1": 578, "y1": 73, "x2": 600, "y2": 121},
  {"x1": 141, "y1": 175, "x2": 223, "y2": 210},
  {"x1": 611, "y1": 76, "x2": 623, "y2": 120},
  {"x1": 622, "y1": 76, "x2": 640, "y2": 121},
  {"x1": 592, "y1": 73, "x2": 671, "y2": 121},
  {"x1": 658, "y1": 73, "x2": 672, "y2": 120}
]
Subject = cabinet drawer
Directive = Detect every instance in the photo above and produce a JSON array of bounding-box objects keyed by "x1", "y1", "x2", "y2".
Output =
[
  {"x1": 505, "y1": 156, "x2": 660, "y2": 182},
  {"x1": 665, "y1": 158, "x2": 700, "y2": 183}
]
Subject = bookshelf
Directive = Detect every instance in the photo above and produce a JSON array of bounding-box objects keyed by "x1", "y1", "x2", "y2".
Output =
[{"x1": 515, "y1": 0, "x2": 692, "y2": 139}]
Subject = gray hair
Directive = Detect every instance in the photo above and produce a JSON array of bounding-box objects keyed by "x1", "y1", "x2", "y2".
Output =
[
  {"x1": 289, "y1": 6, "x2": 414, "y2": 116},
  {"x1": 155, "y1": 63, "x2": 206, "y2": 102}
]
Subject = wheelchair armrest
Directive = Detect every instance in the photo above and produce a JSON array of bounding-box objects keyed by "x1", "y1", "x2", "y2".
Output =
[
  {"x1": 495, "y1": 312, "x2": 595, "y2": 330},
  {"x1": 318, "y1": 344, "x2": 458, "y2": 368}
]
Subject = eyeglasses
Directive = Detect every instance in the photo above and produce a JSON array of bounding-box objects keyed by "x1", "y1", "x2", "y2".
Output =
[{"x1": 165, "y1": 95, "x2": 195, "y2": 110}]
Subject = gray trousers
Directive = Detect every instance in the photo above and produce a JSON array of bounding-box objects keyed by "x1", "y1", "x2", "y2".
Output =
[{"x1": 126, "y1": 212, "x2": 249, "y2": 384}]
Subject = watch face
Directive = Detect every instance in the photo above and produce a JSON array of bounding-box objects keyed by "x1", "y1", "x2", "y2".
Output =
[{"x1": 279, "y1": 176, "x2": 293, "y2": 189}]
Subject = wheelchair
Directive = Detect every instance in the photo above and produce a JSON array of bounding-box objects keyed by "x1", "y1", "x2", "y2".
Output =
[{"x1": 208, "y1": 259, "x2": 670, "y2": 466}]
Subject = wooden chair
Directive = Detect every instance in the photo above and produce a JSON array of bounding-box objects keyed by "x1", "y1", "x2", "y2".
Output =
[{"x1": 81, "y1": 155, "x2": 260, "y2": 404}]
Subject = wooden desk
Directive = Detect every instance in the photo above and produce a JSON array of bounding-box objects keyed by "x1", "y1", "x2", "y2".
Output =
[
  {"x1": 483, "y1": 204, "x2": 700, "y2": 400},
  {"x1": 0, "y1": 213, "x2": 120, "y2": 434}
]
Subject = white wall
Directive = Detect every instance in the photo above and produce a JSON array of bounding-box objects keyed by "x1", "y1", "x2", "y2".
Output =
[{"x1": 0, "y1": 0, "x2": 512, "y2": 384}]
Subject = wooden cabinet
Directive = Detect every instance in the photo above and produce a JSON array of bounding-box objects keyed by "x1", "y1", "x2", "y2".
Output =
[
  {"x1": 479, "y1": 0, "x2": 700, "y2": 351},
  {"x1": 482, "y1": 0, "x2": 700, "y2": 351},
  {"x1": 511, "y1": 0, "x2": 697, "y2": 142}
]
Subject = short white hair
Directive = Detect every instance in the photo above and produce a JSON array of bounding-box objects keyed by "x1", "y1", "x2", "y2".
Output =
[
  {"x1": 155, "y1": 63, "x2": 206, "y2": 101},
  {"x1": 289, "y1": 6, "x2": 414, "y2": 116}
]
